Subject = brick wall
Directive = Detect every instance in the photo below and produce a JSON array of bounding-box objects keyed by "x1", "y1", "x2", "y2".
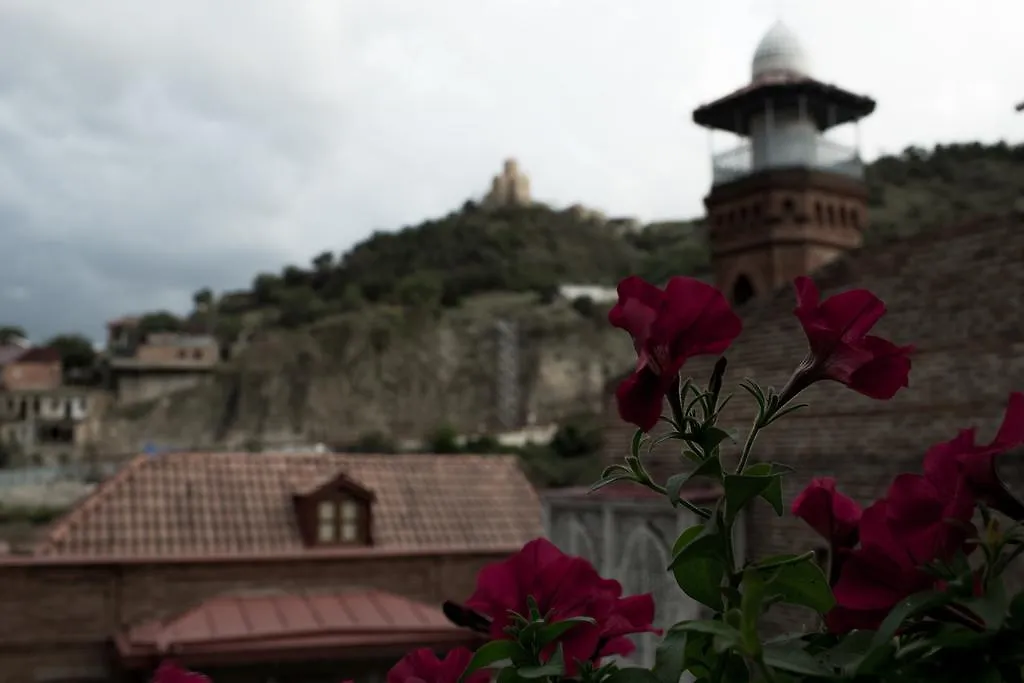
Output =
[
  {"x1": 601, "y1": 214, "x2": 1024, "y2": 631},
  {"x1": 0, "y1": 552, "x2": 497, "y2": 683},
  {"x1": 2, "y1": 361, "x2": 62, "y2": 391}
]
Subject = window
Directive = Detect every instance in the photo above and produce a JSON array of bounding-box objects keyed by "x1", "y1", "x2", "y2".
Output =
[
  {"x1": 781, "y1": 197, "x2": 795, "y2": 214},
  {"x1": 192, "y1": 349, "x2": 203, "y2": 359},
  {"x1": 341, "y1": 500, "x2": 360, "y2": 542},
  {"x1": 177, "y1": 349, "x2": 188, "y2": 359},
  {"x1": 317, "y1": 500, "x2": 336, "y2": 542}
]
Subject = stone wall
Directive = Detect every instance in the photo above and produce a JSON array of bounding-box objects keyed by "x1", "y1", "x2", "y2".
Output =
[{"x1": 98, "y1": 300, "x2": 633, "y2": 453}]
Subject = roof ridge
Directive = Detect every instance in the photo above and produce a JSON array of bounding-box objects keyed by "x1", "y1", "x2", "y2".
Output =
[{"x1": 37, "y1": 455, "x2": 150, "y2": 551}]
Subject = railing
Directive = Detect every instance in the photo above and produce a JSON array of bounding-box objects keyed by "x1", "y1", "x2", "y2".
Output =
[
  {"x1": 0, "y1": 463, "x2": 120, "y2": 490},
  {"x1": 712, "y1": 138, "x2": 863, "y2": 185}
]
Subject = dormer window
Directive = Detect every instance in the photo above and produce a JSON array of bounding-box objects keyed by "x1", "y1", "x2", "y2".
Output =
[
  {"x1": 317, "y1": 501, "x2": 337, "y2": 543},
  {"x1": 315, "y1": 498, "x2": 364, "y2": 544},
  {"x1": 293, "y1": 470, "x2": 376, "y2": 548}
]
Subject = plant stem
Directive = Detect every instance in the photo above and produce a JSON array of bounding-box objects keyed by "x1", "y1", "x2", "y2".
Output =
[
  {"x1": 639, "y1": 477, "x2": 712, "y2": 520},
  {"x1": 734, "y1": 418, "x2": 764, "y2": 474}
]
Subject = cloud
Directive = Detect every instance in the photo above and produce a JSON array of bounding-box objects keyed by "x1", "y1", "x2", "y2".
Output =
[{"x1": 0, "y1": 0, "x2": 1019, "y2": 340}]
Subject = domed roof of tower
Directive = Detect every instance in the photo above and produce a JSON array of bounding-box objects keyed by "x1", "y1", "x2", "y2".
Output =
[{"x1": 751, "y1": 21, "x2": 811, "y2": 82}]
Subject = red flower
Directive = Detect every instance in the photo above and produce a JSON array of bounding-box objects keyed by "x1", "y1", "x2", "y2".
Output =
[
  {"x1": 792, "y1": 477, "x2": 861, "y2": 549},
  {"x1": 387, "y1": 648, "x2": 488, "y2": 683},
  {"x1": 781, "y1": 277, "x2": 914, "y2": 405},
  {"x1": 609, "y1": 276, "x2": 741, "y2": 432},
  {"x1": 463, "y1": 538, "x2": 658, "y2": 673},
  {"x1": 828, "y1": 501, "x2": 934, "y2": 633},
  {"x1": 884, "y1": 455, "x2": 976, "y2": 566},
  {"x1": 792, "y1": 478, "x2": 861, "y2": 582},
  {"x1": 152, "y1": 662, "x2": 210, "y2": 683},
  {"x1": 932, "y1": 392, "x2": 1024, "y2": 521}
]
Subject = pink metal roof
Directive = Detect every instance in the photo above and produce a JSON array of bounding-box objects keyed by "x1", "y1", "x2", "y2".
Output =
[{"x1": 117, "y1": 589, "x2": 479, "y2": 665}]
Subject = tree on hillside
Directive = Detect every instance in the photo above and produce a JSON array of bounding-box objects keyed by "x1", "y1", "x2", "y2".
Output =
[
  {"x1": 45, "y1": 334, "x2": 96, "y2": 370},
  {"x1": 192, "y1": 288, "x2": 214, "y2": 310},
  {"x1": 0, "y1": 325, "x2": 26, "y2": 344},
  {"x1": 312, "y1": 251, "x2": 334, "y2": 273},
  {"x1": 277, "y1": 288, "x2": 326, "y2": 329},
  {"x1": 282, "y1": 265, "x2": 308, "y2": 288},
  {"x1": 137, "y1": 312, "x2": 184, "y2": 337},
  {"x1": 252, "y1": 273, "x2": 281, "y2": 306},
  {"x1": 395, "y1": 272, "x2": 443, "y2": 309}
]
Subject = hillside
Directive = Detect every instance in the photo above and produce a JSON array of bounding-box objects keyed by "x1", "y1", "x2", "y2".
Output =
[
  {"x1": 92, "y1": 141, "x2": 1024, "y2": 488},
  {"x1": 162, "y1": 141, "x2": 1024, "y2": 345}
]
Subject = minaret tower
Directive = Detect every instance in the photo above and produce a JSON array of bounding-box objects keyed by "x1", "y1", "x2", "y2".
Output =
[{"x1": 693, "y1": 22, "x2": 876, "y2": 305}]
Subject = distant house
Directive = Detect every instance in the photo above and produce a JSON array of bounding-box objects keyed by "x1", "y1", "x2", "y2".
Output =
[
  {"x1": 105, "y1": 318, "x2": 221, "y2": 405},
  {"x1": 0, "y1": 452, "x2": 543, "y2": 683},
  {"x1": 1, "y1": 347, "x2": 62, "y2": 392}
]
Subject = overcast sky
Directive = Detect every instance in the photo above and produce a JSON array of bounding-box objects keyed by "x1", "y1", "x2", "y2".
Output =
[{"x1": 0, "y1": 0, "x2": 1020, "y2": 341}]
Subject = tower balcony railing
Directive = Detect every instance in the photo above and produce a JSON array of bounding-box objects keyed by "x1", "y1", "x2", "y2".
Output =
[{"x1": 711, "y1": 138, "x2": 864, "y2": 185}]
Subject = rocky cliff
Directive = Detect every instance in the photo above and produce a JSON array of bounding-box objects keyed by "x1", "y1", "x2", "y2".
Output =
[{"x1": 97, "y1": 294, "x2": 632, "y2": 452}]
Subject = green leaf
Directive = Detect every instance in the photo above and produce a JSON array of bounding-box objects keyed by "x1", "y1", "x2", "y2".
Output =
[
  {"x1": 495, "y1": 667, "x2": 526, "y2": 683},
  {"x1": 762, "y1": 643, "x2": 836, "y2": 677},
  {"x1": 696, "y1": 426, "x2": 733, "y2": 455},
  {"x1": 740, "y1": 462, "x2": 792, "y2": 516},
  {"x1": 604, "y1": 668, "x2": 663, "y2": 683},
  {"x1": 670, "y1": 524, "x2": 726, "y2": 611},
  {"x1": 815, "y1": 630, "x2": 874, "y2": 677},
  {"x1": 670, "y1": 619, "x2": 743, "y2": 654},
  {"x1": 963, "y1": 577, "x2": 1008, "y2": 630},
  {"x1": 590, "y1": 474, "x2": 633, "y2": 493},
  {"x1": 1008, "y1": 591, "x2": 1024, "y2": 628},
  {"x1": 516, "y1": 644, "x2": 565, "y2": 679},
  {"x1": 665, "y1": 455, "x2": 723, "y2": 507},
  {"x1": 460, "y1": 640, "x2": 524, "y2": 680},
  {"x1": 722, "y1": 472, "x2": 774, "y2": 522},
  {"x1": 869, "y1": 590, "x2": 951, "y2": 649},
  {"x1": 652, "y1": 630, "x2": 689, "y2": 683},
  {"x1": 535, "y1": 616, "x2": 597, "y2": 647},
  {"x1": 739, "y1": 569, "x2": 767, "y2": 656},
  {"x1": 765, "y1": 556, "x2": 835, "y2": 613}
]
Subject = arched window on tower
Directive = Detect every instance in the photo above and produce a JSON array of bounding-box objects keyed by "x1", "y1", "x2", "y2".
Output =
[{"x1": 732, "y1": 274, "x2": 756, "y2": 306}]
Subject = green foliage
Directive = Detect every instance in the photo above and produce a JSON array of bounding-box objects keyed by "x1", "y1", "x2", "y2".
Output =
[
  {"x1": 192, "y1": 287, "x2": 214, "y2": 309},
  {"x1": 113, "y1": 141, "x2": 1024, "y2": 349},
  {"x1": 0, "y1": 325, "x2": 26, "y2": 344},
  {"x1": 0, "y1": 503, "x2": 68, "y2": 524},
  {"x1": 425, "y1": 424, "x2": 462, "y2": 454},
  {"x1": 137, "y1": 311, "x2": 184, "y2": 337},
  {"x1": 44, "y1": 334, "x2": 95, "y2": 368},
  {"x1": 44, "y1": 333, "x2": 99, "y2": 385},
  {"x1": 344, "y1": 431, "x2": 399, "y2": 454}
]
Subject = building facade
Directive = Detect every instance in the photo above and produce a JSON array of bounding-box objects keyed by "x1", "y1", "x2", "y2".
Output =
[
  {"x1": 105, "y1": 319, "x2": 221, "y2": 405},
  {"x1": 0, "y1": 347, "x2": 97, "y2": 467},
  {"x1": 0, "y1": 452, "x2": 544, "y2": 683}
]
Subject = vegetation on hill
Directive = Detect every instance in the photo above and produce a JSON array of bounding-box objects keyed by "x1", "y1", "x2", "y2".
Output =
[{"x1": 167, "y1": 141, "x2": 1023, "y2": 345}]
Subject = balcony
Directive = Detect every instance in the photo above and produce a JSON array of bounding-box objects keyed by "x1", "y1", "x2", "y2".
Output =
[{"x1": 711, "y1": 138, "x2": 863, "y2": 185}]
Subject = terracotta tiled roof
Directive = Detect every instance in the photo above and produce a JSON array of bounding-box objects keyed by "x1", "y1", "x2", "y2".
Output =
[
  {"x1": 15, "y1": 347, "x2": 61, "y2": 363},
  {"x1": 116, "y1": 589, "x2": 478, "y2": 665},
  {"x1": 36, "y1": 452, "x2": 543, "y2": 558},
  {"x1": 0, "y1": 345, "x2": 26, "y2": 366}
]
